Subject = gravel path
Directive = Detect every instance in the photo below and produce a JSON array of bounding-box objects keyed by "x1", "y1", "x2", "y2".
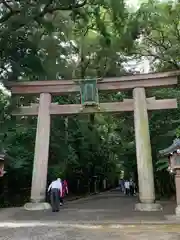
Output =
[{"x1": 0, "y1": 190, "x2": 179, "y2": 239}]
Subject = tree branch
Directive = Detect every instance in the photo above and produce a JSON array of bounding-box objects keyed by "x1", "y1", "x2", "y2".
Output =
[
  {"x1": 0, "y1": 0, "x2": 22, "y2": 23},
  {"x1": 0, "y1": 9, "x2": 20, "y2": 24},
  {"x1": 40, "y1": 0, "x2": 87, "y2": 16},
  {"x1": 0, "y1": 0, "x2": 87, "y2": 27},
  {"x1": 2, "y1": 0, "x2": 13, "y2": 11},
  {"x1": 136, "y1": 49, "x2": 180, "y2": 70}
]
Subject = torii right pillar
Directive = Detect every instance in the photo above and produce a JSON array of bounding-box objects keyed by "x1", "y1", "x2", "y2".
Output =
[{"x1": 133, "y1": 87, "x2": 162, "y2": 211}]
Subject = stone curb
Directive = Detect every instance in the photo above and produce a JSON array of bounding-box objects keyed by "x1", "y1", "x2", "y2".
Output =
[{"x1": 0, "y1": 221, "x2": 180, "y2": 230}]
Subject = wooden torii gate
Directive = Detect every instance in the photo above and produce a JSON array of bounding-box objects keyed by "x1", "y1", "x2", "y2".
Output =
[{"x1": 6, "y1": 71, "x2": 179, "y2": 211}]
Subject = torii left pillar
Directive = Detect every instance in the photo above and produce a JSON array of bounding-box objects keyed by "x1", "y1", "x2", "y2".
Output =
[
  {"x1": 24, "y1": 93, "x2": 51, "y2": 210},
  {"x1": 133, "y1": 88, "x2": 162, "y2": 211}
]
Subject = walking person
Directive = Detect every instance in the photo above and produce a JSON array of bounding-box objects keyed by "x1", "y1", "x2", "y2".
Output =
[
  {"x1": 134, "y1": 182, "x2": 137, "y2": 196},
  {"x1": 60, "y1": 179, "x2": 69, "y2": 206},
  {"x1": 48, "y1": 178, "x2": 62, "y2": 212},
  {"x1": 124, "y1": 180, "x2": 130, "y2": 195},
  {"x1": 119, "y1": 179, "x2": 125, "y2": 193},
  {"x1": 129, "y1": 179, "x2": 134, "y2": 196}
]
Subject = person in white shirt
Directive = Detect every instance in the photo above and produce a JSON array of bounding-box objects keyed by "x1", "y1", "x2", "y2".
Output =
[
  {"x1": 124, "y1": 180, "x2": 130, "y2": 195},
  {"x1": 48, "y1": 178, "x2": 62, "y2": 212}
]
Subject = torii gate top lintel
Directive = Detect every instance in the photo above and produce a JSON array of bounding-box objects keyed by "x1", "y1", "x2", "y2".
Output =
[{"x1": 5, "y1": 70, "x2": 179, "y2": 95}]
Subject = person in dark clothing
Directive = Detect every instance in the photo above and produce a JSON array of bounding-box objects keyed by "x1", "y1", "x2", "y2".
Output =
[
  {"x1": 129, "y1": 179, "x2": 134, "y2": 196},
  {"x1": 48, "y1": 178, "x2": 62, "y2": 212},
  {"x1": 50, "y1": 188, "x2": 60, "y2": 211}
]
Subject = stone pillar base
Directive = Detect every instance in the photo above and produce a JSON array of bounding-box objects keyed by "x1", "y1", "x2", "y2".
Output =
[
  {"x1": 175, "y1": 205, "x2": 180, "y2": 216},
  {"x1": 165, "y1": 205, "x2": 180, "y2": 221},
  {"x1": 24, "y1": 202, "x2": 51, "y2": 211},
  {"x1": 135, "y1": 203, "x2": 163, "y2": 211}
]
